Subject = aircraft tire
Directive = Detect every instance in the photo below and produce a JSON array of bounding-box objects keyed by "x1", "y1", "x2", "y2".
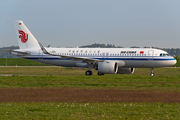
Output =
[
  {"x1": 150, "y1": 73, "x2": 155, "y2": 76},
  {"x1": 98, "y1": 72, "x2": 104, "y2": 76},
  {"x1": 85, "y1": 70, "x2": 92, "y2": 75}
]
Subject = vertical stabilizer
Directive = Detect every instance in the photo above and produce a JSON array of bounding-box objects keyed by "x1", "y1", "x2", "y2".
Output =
[{"x1": 14, "y1": 20, "x2": 40, "y2": 49}]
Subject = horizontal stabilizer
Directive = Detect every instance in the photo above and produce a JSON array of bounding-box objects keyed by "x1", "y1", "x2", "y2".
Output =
[{"x1": 4, "y1": 49, "x2": 30, "y2": 55}]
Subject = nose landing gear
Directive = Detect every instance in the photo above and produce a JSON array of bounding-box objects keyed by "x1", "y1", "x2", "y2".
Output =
[{"x1": 150, "y1": 68, "x2": 155, "y2": 76}]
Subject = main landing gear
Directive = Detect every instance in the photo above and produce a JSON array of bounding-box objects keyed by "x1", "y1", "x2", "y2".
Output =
[
  {"x1": 85, "y1": 71, "x2": 105, "y2": 76},
  {"x1": 150, "y1": 68, "x2": 155, "y2": 76},
  {"x1": 85, "y1": 70, "x2": 93, "y2": 75},
  {"x1": 97, "y1": 72, "x2": 104, "y2": 76},
  {"x1": 85, "y1": 64, "x2": 94, "y2": 75}
]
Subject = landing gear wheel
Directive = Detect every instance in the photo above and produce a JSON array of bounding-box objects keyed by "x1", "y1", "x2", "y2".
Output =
[
  {"x1": 85, "y1": 70, "x2": 92, "y2": 75},
  {"x1": 97, "y1": 72, "x2": 104, "y2": 76},
  {"x1": 150, "y1": 73, "x2": 155, "y2": 76}
]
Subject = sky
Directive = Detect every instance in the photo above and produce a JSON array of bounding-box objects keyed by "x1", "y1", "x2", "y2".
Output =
[{"x1": 0, "y1": 0, "x2": 180, "y2": 48}]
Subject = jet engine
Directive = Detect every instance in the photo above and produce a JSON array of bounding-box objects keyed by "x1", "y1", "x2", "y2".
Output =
[
  {"x1": 117, "y1": 68, "x2": 135, "y2": 74},
  {"x1": 97, "y1": 61, "x2": 118, "y2": 74}
]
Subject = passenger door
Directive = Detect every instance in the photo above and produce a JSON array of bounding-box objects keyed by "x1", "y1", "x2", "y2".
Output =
[{"x1": 148, "y1": 50, "x2": 154, "y2": 60}]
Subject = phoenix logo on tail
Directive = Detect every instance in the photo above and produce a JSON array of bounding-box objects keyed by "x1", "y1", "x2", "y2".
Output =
[{"x1": 18, "y1": 30, "x2": 28, "y2": 43}]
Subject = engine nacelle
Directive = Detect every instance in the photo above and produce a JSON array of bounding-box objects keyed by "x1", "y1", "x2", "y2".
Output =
[
  {"x1": 117, "y1": 68, "x2": 135, "y2": 74},
  {"x1": 98, "y1": 61, "x2": 118, "y2": 74}
]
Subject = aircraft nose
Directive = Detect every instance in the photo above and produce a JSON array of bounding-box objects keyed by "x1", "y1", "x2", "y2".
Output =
[
  {"x1": 171, "y1": 58, "x2": 177, "y2": 66},
  {"x1": 166, "y1": 57, "x2": 177, "y2": 66},
  {"x1": 174, "y1": 59, "x2": 177, "y2": 65}
]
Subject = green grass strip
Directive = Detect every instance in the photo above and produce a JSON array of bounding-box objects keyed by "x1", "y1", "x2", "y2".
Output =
[{"x1": 0, "y1": 102, "x2": 179, "y2": 119}]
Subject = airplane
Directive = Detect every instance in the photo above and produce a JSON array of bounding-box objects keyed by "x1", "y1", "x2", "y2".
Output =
[{"x1": 6, "y1": 20, "x2": 177, "y2": 76}]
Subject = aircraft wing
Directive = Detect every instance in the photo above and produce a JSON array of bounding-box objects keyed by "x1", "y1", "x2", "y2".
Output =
[
  {"x1": 38, "y1": 42, "x2": 103, "y2": 63},
  {"x1": 4, "y1": 49, "x2": 30, "y2": 55}
]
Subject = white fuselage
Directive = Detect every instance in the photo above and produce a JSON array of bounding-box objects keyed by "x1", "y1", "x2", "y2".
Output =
[{"x1": 19, "y1": 47, "x2": 176, "y2": 68}]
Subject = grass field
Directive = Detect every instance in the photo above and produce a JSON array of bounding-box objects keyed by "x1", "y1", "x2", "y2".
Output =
[
  {"x1": 0, "y1": 58, "x2": 50, "y2": 66},
  {"x1": 0, "y1": 67, "x2": 179, "y2": 90},
  {"x1": 0, "y1": 67, "x2": 180, "y2": 119},
  {"x1": 1, "y1": 102, "x2": 180, "y2": 119}
]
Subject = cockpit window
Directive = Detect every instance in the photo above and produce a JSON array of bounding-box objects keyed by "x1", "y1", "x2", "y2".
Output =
[{"x1": 160, "y1": 53, "x2": 169, "y2": 56}]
